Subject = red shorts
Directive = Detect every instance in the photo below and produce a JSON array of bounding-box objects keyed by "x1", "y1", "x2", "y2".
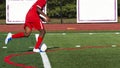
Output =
[{"x1": 24, "y1": 17, "x2": 44, "y2": 30}]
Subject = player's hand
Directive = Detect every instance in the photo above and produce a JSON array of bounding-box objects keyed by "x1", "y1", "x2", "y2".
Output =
[
  {"x1": 45, "y1": 16, "x2": 50, "y2": 22},
  {"x1": 40, "y1": 15, "x2": 50, "y2": 22}
]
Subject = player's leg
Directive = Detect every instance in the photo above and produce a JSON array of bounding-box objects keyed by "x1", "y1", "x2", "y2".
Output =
[
  {"x1": 33, "y1": 29, "x2": 46, "y2": 52},
  {"x1": 12, "y1": 26, "x2": 32, "y2": 38},
  {"x1": 33, "y1": 19, "x2": 46, "y2": 52},
  {"x1": 35, "y1": 29, "x2": 46, "y2": 48},
  {"x1": 5, "y1": 26, "x2": 32, "y2": 45},
  {"x1": 24, "y1": 26, "x2": 32, "y2": 37}
]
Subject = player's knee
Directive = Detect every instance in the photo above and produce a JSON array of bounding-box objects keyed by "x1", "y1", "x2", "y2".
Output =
[{"x1": 24, "y1": 32, "x2": 30, "y2": 37}]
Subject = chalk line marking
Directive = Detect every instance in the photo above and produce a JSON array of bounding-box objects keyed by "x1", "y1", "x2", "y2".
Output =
[
  {"x1": 40, "y1": 52, "x2": 52, "y2": 68},
  {"x1": 4, "y1": 52, "x2": 36, "y2": 68},
  {"x1": 2, "y1": 46, "x2": 7, "y2": 49},
  {"x1": 1, "y1": 32, "x2": 120, "y2": 36},
  {"x1": 28, "y1": 46, "x2": 34, "y2": 49},
  {"x1": 4, "y1": 45, "x2": 113, "y2": 68},
  {"x1": 35, "y1": 34, "x2": 52, "y2": 68}
]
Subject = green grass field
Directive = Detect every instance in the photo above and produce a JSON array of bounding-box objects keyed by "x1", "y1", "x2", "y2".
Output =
[{"x1": 1, "y1": 32, "x2": 120, "y2": 68}]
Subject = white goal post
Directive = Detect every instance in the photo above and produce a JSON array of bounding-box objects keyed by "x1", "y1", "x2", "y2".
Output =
[
  {"x1": 6, "y1": 0, "x2": 46, "y2": 24},
  {"x1": 77, "y1": 0, "x2": 118, "y2": 23}
]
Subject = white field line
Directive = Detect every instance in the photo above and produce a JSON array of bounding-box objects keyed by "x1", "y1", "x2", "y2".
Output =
[
  {"x1": 46, "y1": 32, "x2": 120, "y2": 35},
  {"x1": 40, "y1": 52, "x2": 52, "y2": 68},
  {"x1": 35, "y1": 34, "x2": 52, "y2": 68},
  {"x1": 1, "y1": 32, "x2": 120, "y2": 36}
]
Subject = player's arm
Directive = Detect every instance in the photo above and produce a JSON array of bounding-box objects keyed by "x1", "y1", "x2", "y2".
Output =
[{"x1": 37, "y1": 6, "x2": 50, "y2": 22}]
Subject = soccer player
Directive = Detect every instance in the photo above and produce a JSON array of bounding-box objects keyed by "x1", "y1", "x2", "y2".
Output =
[{"x1": 5, "y1": 0, "x2": 50, "y2": 52}]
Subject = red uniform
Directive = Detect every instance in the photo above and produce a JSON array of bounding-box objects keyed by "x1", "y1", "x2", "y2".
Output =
[
  {"x1": 25, "y1": 0, "x2": 46, "y2": 30},
  {"x1": 7, "y1": 0, "x2": 47, "y2": 52}
]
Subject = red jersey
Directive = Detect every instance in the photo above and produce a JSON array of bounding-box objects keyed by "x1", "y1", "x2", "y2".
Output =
[
  {"x1": 26, "y1": 0, "x2": 46, "y2": 20},
  {"x1": 25, "y1": 0, "x2": 46, "y2": 30}
]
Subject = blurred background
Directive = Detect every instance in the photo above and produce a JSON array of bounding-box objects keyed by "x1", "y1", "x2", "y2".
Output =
[
  {"x1": 1, "y1": 0, "x2": 75, "y2": 24},
  {"x1": 0, "y1": 0, "x2": 120, "y2": 24}
]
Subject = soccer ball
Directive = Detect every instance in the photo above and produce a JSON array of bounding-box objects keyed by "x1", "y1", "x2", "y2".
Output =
[{"x1": 40, "y1": 43, "x2": 47, "y2": 52}]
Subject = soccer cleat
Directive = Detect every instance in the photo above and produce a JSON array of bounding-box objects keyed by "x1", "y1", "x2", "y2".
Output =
[
  {"x1": 5, "y1": 32, "x2": 12, "y2": 45},
  {"x1": 33, "y1": 48, "x2": 40, "y2": 52},
  {"x1": 40, "y1": 43, "x2": 47, "y2": 52}
]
